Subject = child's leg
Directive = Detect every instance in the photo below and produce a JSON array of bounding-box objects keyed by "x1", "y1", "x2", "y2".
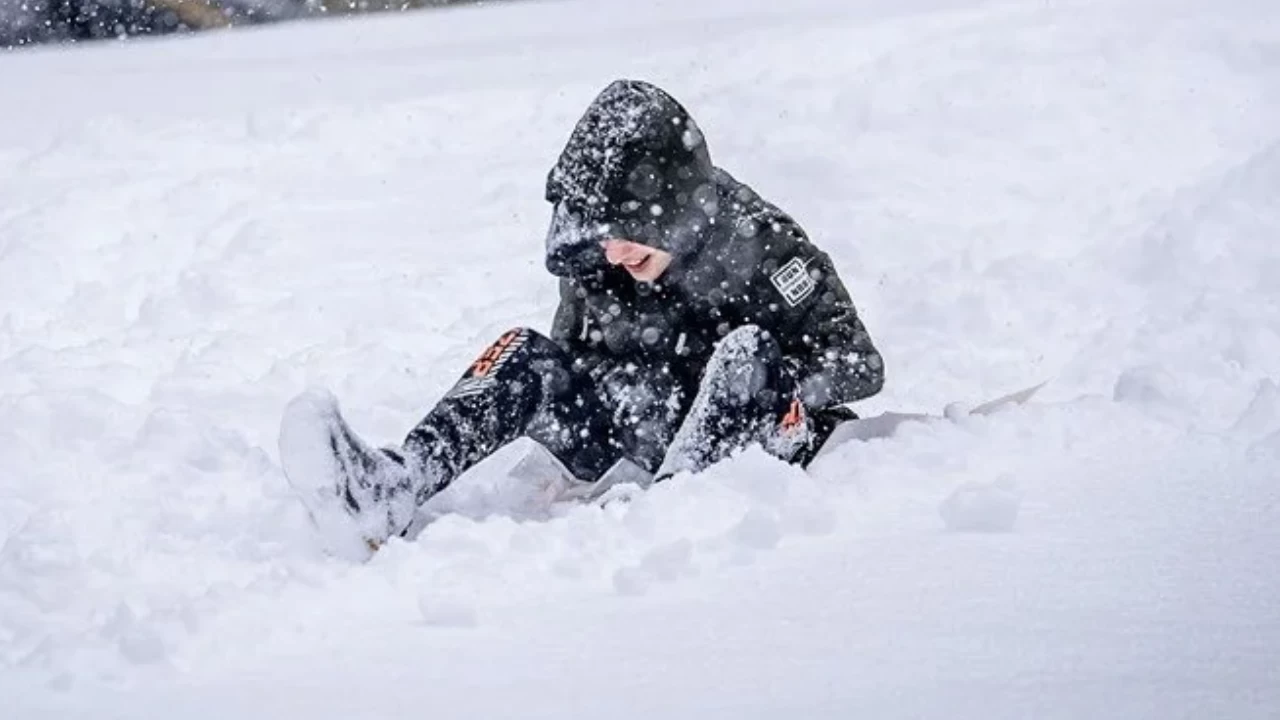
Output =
[
  {"x1": 280, "y1": 328, "x2": 621, "y2": 557},
  {"x1": 402, "y1": 327, "x2": 623, "y2": 502},
  {"x1": 655, "y1": 325, "x2": 812, "y2": 479}
]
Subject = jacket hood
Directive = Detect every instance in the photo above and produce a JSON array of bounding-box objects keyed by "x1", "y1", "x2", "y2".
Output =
[{"x1": 545, "y1": 80, "x2": 718, "y2": 278}]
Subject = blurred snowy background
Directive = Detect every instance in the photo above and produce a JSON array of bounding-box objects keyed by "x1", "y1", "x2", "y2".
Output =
[{"x1": 0, "y1": 0, "x2": 505, "y2": 46}]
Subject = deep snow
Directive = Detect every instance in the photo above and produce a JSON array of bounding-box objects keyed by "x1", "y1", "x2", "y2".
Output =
[{"x1": 2, "y1": 0, "x2": 1279, "y2": 717}]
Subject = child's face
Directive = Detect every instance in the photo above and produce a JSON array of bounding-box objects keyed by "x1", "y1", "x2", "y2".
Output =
[{"x1": 600, "y1": 239, "x2": 673, "y2": 282}]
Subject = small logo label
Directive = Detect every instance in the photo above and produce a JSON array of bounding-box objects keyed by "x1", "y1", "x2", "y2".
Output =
[{"x1": 770, "y1": 257, "x2": 816, "y2": 307}]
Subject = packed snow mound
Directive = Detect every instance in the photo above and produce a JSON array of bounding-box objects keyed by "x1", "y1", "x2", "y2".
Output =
[
  {"x1": 2, "y1": 0, "x2": 1280, "y2": 717},
  {"x1": 939, "y1": 475, "x2": 1022, "y2": 533}
]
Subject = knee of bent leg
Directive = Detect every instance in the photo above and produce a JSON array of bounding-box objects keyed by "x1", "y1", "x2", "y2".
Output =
[
  {"x1": 504, "y1": 327, "x2": 570, "y2": 360},
  {"x1": 483, "y1": 327, "x2": 559, "y2": 354},
  {"x1": 468, "y1": 327, "x2": 550, "y2": 378},
  {"x1": 482, "y1": 327, "x2": 579, "y2": 390},
  {"x1": 709, "y1": 325, "x2": 778, "y2": 367},
  {"x1": 721, "y1": 324, "x2": 765, "y2": 344},
  {"x1": 703, "y1": 325, "x2": 781, "y2": 402}
]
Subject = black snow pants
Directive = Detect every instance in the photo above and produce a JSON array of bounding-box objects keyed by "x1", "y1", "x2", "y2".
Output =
[{"x1": 400, "y1": 326, "x2": 849, "y2": 502}]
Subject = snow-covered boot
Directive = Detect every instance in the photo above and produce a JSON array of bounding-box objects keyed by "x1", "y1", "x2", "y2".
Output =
[{"x1": 279, "y1": 389, "x2": 429, "y2": 561}]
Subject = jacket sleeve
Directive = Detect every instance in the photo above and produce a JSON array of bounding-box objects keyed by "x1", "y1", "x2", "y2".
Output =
[
  {"x1": 751, "y1": 228, "x2": 885, "y2": 409},
  {"x1": 550, "y1": 278, "x2": 586, "y2": 351},
  {"x1": 550, "y1": 278, "x2": 613, "y2": 379}
]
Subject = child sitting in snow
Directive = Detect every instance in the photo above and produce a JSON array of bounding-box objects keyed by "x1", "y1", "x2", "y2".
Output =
[{"x1": 279, "y1": 80, "x2": 884, "y2": 558}]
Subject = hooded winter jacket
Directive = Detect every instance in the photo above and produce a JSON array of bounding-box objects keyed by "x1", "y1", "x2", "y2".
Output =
[{"x1": 544, "y1": 80, "x2": 884, "y2": 466}]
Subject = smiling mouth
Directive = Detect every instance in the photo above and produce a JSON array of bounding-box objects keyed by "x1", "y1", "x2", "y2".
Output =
[{"x1": 624, "y1": 256, "x2": 652, "y2": 273}]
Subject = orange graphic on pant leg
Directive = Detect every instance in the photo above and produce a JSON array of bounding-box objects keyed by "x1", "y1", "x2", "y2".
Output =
[{"x1": 468, "y1": 329, "x2": 523, "y2": 379}]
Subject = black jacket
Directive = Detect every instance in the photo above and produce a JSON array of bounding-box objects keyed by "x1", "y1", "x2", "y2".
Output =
[{"x1": 544, "y1": 81, "x2": 884, "y2": 448}]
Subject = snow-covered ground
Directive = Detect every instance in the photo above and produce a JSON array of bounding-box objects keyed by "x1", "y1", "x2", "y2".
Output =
[{"x1": 3, "y1": 0, "x2": 1280, "y2": 716}]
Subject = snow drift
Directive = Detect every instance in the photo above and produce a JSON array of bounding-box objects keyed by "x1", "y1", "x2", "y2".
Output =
[{"x1": 2, "y1": 0, "x2": 1278, "y2": 717}]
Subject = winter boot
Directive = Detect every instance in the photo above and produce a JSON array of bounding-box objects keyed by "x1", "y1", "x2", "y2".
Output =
[{"x1": 279, "y1": 389, "x2": 429, "y2": 561}]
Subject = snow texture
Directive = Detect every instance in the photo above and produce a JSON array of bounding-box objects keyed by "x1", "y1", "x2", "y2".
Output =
[
  {"x1": 3, "y1": 0, "x2": 1280, "y2": 717},
  {"x1": 938, "y1": 475, "x2": 1021, "y2": 533}
]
